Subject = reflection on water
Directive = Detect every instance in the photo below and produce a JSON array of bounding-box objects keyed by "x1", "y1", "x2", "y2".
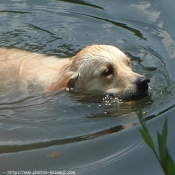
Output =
[
  {"x1": 0, "y1": 0, "x2": 175, "y2": 174},
  {"x1": 76, "y1": 141, "x2": 143, "y2": 173}
]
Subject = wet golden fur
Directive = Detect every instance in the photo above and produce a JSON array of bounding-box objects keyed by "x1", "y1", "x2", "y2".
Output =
[{"x1": 0, "y1": 45, "x2": 148, "y2": 98}]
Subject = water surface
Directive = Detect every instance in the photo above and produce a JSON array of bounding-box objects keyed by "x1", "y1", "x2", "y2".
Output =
[{"x1": 0, "y1": 0, "x2": 175, "y2": 175}]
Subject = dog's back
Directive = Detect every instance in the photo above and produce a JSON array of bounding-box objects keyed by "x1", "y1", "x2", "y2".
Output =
[
  {"x1": 0, "y1": 48, "x2": 24, "y2": 82},
  {"x1": 0, "y1": 48, "x2": 69, "y2": 88}
]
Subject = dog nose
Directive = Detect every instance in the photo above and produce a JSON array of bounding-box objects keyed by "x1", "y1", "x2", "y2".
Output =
[{"x1": 136, "y1": 76, "x2": 150, "y2": 91}]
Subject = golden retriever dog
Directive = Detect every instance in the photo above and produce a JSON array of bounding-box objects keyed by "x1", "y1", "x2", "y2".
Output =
[{"x1": 0, "y1": 45, "x2": 150, "y2": 100}]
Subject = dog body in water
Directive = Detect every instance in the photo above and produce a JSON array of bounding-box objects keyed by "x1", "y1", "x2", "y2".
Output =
[{"x1": 0, "y1": 45, "x2": 150, "y2": 100}]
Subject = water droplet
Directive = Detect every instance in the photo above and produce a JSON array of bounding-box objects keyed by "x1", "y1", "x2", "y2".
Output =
[{"x1": 65, "y1": 87, "x2": 70, "y2": 92}]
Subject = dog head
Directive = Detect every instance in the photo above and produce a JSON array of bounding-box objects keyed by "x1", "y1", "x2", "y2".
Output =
[
  {"x1": 66, "y1": 45, "x2": 150, "y2": 100},
  {"x1": 45, "y1": 45, "x2": 150, "y2": 100}
]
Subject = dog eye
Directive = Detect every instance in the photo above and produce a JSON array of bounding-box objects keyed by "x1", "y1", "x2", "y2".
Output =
[{"x1": 101, "y1": 66, "x2": 114, "y2": 76}]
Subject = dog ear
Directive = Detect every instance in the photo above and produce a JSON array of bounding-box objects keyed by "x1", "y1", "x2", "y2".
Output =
[
  {"x1": 65, "y1": 73, "x2": 79, "y2": 92},
  {"x1": 43, "y1": 72, "x2": 79, "y2": 95}
]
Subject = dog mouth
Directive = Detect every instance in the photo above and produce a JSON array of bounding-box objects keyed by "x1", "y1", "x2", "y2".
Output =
[
  {"x1": 125, "y1": 89, "x2": 150, "y2": 101},
  {"x1": 102, "y1": 89, "x2": 150, "y2": 105},
  {"x1": 103, "y1": 84, "x2": 150, "y2": 104},
  {"x1": 122, "y1": 77, "x2": 150, "y2": 101},
  {"x1": 119, "y1": 84, "x2": 150, "y2": 101}
]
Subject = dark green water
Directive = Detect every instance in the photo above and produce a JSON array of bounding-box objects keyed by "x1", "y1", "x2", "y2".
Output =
[{"x1": 0, "y1": 0, "x2": 175, "y2": 174}]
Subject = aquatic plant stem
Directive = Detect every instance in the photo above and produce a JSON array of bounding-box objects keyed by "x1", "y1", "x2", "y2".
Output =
[{"x1": 137, "y1": 108, "x2": 175, "y2": 175}]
